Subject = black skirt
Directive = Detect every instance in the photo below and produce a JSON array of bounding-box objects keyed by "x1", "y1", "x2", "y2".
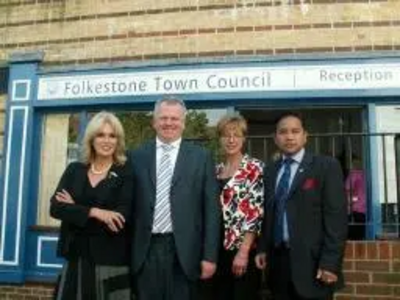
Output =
[{"x1": 55, "y1": 258, "x2": 131, "y2": 300}]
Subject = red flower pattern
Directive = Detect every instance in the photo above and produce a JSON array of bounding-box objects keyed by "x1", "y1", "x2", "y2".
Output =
[
  {"x1": 239, "y1": 198, "x2": 250, "y2": 214},
  {"x1": 217, "y1": 154, "x2": 264, "y2": 251}
]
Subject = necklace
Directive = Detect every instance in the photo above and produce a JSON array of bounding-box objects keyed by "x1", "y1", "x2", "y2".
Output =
[{"x1": 90, "y1": 162, "x2": 112, "y2": 175}]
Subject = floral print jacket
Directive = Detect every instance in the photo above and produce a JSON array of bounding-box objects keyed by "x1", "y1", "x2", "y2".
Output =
[{"x1": 216, "y1": 154, "x2": 264, "y2": 251}]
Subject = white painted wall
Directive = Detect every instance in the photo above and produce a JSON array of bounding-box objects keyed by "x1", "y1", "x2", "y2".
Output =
[{"x1": 375, "y1": 105, "x2": 400, "y2": 204}]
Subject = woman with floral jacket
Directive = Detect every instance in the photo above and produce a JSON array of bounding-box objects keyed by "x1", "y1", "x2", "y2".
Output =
[{"x1": 202, "y1": 113, "x2": 264, "y2": 300}]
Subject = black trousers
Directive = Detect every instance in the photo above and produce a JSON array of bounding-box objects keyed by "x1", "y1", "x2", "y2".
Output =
[
  {"x1": 135, "y1": 234, "x2": 196, "y2": 300},
  {"x1": 270, "y1": 246, "x2": 333, "y2": 300},
  {"x1": 199, "y1": 249, "x2": 262, "y2": 300}
]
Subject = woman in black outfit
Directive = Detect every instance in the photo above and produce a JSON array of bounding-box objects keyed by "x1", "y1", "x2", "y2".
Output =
[{"x1": 50, "y1": 111, "x2": 133, "y2": 300}]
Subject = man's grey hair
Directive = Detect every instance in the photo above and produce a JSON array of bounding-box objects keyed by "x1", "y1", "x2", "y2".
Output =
[{"x1": 153, "y1": 96, "x2": 187, "y2": 118}]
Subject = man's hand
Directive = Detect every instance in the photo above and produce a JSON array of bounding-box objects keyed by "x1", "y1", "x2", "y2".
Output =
[
  {"x1": 255, "y1": 253, "x2": 267, "y2": 270},
  {"x1": 200, "y1": 260, "x2": 216, "y2": 279},
  {"x1": 316, "y1": 269, "x2": 338, "y2": 284},
  {"x1": 232, "y1": 251, "x2": 249, "y2": 277}
]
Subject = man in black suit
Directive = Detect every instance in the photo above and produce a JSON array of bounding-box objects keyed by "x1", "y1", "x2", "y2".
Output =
[
  {"x1": 130, "y1": 97, "x2": 220, "y2": 300},
  {"x1": 255, "y1": 112, "x2": 347, "y2": 300}
]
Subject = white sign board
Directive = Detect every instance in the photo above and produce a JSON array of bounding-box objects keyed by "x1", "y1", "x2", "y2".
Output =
[{"x1": 37, "y1": 63, "x2": 400, "y2": 100}]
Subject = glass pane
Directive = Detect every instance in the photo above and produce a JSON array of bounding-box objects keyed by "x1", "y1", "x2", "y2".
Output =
[
  {"x1": 183, "y1": 109, "x2": 228, "y2": 161},
  {"x1": 117, "y1": 111, "x2": 155, "y2": 149},
  {"x1": 37, "y1": 114, "x2": 80, "y2": 226},
  {"x1": 37, "y1": 107, "x2": 229, "y2": 226},
  {"x1": 85, "y1": 110, "x2": 154, "y2": 149},
  {"x1": 117, "y1": 108, "x2": 228, "y2": 156}
]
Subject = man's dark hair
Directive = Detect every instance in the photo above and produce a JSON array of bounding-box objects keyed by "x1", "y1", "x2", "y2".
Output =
[{"x1": 274, "y1": 111, "x2": 306, "y2": 132}]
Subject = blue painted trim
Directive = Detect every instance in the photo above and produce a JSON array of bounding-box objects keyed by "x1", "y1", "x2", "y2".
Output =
[
  {"x1": 9, "y1": 51, "x2": 44, "y2": 64},
  {"x1": 25, "y1": 232, "x2": 64, "y2": 280},
  {"x1": 0, "y1": 55, "x2": 38, "y2": 283},
  {"x1": 367, "y1": 104, "x2": 381, "y2": 239},
  {"x1": 0, "y1": 270, "x2": 24, "y2": 283},
  {"x1": 25, "y1": 271, "x2": 59, "y2": 283},
  {"x1": 19, "y1": 92, "x2": 38, "y2": 274},
  {"x1": 27, "y1": 113, "x2": 44, "y2": 228},
  {"x1": 0, "y1": 107, "x2": 30, "y2": 266},
  {"x1": 32, "y1": 93, "x2": 400, "y2": 109},
  {"x1": 0, "y1": 84, "x2": 12, "y2": 257}
]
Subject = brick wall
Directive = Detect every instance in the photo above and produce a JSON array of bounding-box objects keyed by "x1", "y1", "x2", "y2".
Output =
[
  {"x1": 0, "y1": 241, "x2": 398, "y2": 299},
  {"x1": 1, "y1": 0, "x2": 399, "y2": 66},
  {"x1": 0, "y1": 282, "x2": 54, "y2": 300},
  {"x1": 337, "y1": 241, "x2": 400, "y2": 300}
]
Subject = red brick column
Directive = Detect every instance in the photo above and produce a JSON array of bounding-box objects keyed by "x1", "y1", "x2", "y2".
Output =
[{"x1": 336, "y1": 241, "x2": 400, "y2": 300}]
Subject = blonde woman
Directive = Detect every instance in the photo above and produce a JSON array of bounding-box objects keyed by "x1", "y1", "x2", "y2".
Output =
[
  {"x1": 50, "y1": 111, "x2": 133, "y2": 300},
  {"x1": 202, "y1": 113, "x2": 264, "y2": 300}
]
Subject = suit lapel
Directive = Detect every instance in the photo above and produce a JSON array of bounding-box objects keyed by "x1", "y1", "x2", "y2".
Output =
[
  {"x1": 287, "y1": 152, "x2": 313, "y2": 199},
  {"x1": 171, "y1": 141, "x2": 191, "y2": 187},
  {"x1": 266, "y1": 161, "x2": 281, "y2": 207},
  {"x1": 272, "y1": 161, "x2": 280, "y2": 186},
  {"x1": 147, "y1": 141, "x2": 157, "y2": 188}
]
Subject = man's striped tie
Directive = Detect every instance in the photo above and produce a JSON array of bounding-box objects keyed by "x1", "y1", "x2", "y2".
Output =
[{"x1": 153, "y1": 144, "x2": 174, "y2": 233}]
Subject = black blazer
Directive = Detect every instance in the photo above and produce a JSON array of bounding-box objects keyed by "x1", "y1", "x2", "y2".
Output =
[
  {"x1": 130, "y1": 140, "x2": 221, "y2": 280},
  {"x1": 50, "y1": 162, "x2": 133, "y2": 266},
  {"x1": 259, "y1": 152, "x2": 348, "y2": 298}
]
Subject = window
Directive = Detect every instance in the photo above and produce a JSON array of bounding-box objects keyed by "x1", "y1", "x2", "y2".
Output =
[
  {"x1": 37, "y1": 114, "x2": 80, "y2": 226},
  {"x1": 37, "y1": 108, "x2": 227, "y2": 227},
  {"x1": 395, "y1": 135, "x2": 400, "y2": 237}
]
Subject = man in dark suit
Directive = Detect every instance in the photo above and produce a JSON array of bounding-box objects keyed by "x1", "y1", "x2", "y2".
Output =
[
  {"x1": 255, "y1": 112, "x2": 348, "y2": 300},
  {"x1": 130, "y1": 97, "x2": 221, "y2": 300}
]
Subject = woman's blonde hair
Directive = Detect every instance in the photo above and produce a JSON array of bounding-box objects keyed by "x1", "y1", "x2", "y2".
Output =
[
  {"x1": 81, "y1": 111, "x2": 127, "y2": 165},
  {"x1": 216, "y1": 113, "x2": 248, "y2": 138}
]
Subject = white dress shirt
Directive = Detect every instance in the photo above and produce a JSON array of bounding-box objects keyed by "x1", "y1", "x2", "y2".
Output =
[
  {"x1": 156, "y1": 137, "x2": 181, "y2": 174},
  {"x1": 152, "y1": 137, "x2": 182, "y2": 233}
]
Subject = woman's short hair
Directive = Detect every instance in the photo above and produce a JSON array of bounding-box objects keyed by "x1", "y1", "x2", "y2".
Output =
[
  {"x1": 217, "y1": 113, "x2": 248, "y2": 138},
  {"x1": 81, "y1": 111, "x2": 127, "y2": 165}
]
